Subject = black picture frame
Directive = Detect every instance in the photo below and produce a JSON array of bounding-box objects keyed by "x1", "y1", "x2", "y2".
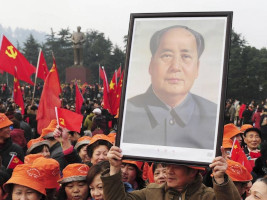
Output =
[{"x1": 116, "y1": 11, "x2": 233, "y2": 166}]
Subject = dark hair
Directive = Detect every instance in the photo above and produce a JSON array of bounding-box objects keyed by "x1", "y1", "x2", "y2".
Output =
[
  {"x1": 152, "y1": 162, "x2": 167, "y2": 174},
  {"x1": 10, "y1": 119, "x2": 20, "y2": 129},
  {"x1": 14, "y1": 112, "x2": 22, "y2": 121},
  {"x1": 5, "y1": 184, "x2": 46, "y2": 200},
  {"x1": 86, "y1": 140, "x2": 112, "y2": 158},
  {"x1": 150, "y1": 25, "x2": 205, "y2": 58},
  {"x1": 57, "y1": 180, "x2": 88, "y2": 200},
  {"x1": 30, "y1": 144, "x2": 50, "y2": 154},
  {"x1": 86, "y1": 160, "x2": 110, "y2": 185},
  {"x1": 77, "y1": 144, "x2": 87, "y2": 153},
  {"x1": 244, "y1": 127, "x2": 262, "y2": 139},
  {"x1": 122, "y1": 163, "x2": 146, "y2": 189},
  {"x1": 253, "y1": 142, "x2": 267, "y2": 177}
]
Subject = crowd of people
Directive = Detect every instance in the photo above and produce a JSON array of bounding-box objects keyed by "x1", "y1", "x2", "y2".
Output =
[{"x1": 0, "y1": 84, "x2": 267, "y2": 200}]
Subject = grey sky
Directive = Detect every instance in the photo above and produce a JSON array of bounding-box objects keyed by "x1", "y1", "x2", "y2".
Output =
[{"x1": 0, "y1": 0, "x2": 266, "y2": 49}]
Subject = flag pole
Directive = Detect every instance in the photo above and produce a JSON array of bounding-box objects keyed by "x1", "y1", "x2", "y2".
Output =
[{"x1": 31, "y1": 48, "x2": 41, "y2": 105}]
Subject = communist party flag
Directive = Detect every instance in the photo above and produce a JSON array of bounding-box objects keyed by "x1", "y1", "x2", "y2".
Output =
[
  {"x1": 109, "y1": 70, "x2": 118, "y2": 115},
  {"x1": 36, "y1": 49, "x2": 49, "y2": 81},
  {"x1": 7, "y1": 154, "x2": 23, "y2": 169},
  {"x1": 75, "y1": 82, "x2": 84, "y2": 114},
  {"x1": 99, "y1": 66, "x2": 111, "y2": 112},
  {"x1": 13, "y1": 68, "x2": 25, "y2": 115},
  {"x1": 230, "y1": 138, "x2": 253, "y2": 172},
  {"x1": 36, "y1": 57, "x2": 61, "y2": 134},
  {"x1": 0, "y1": 35, "x2": 36, "y2": 85},
  {"x1": 55, "y1": 107, "x2": 83, "y2": 133}
]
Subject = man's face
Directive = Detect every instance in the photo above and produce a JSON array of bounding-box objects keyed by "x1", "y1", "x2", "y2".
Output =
[
  {"x1": 166, "y1": 165, "x2": 196, "y2": 191},
  {"x1": 244, "y1": 131, "x2": 261, "y2": 150},
  {"x1": 149, "y1": 28, "x2": 199, "y2": 102}
]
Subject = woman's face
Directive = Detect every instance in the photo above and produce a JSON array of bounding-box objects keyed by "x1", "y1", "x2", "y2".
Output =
[
  {"x1": 12, "y1": 184, "x2": 42, "y2": 200},
  {"x1": 154, "y1": 164, "x2": 167, "y2": 184},
  {"x1": 40, "y1": 145, "x2": 50, "y2": 158},
  {"x1": 65, "y1": 181, "x2": 89, "y2": 200},
  {"x1": 121, "y1": 163, "x2": 137, "y2": 186},
  {"x1": 89, "y1": 174, "x2": 104, "y2": 200},
  {"x1": 91, "y1": 145, "x2": 109, "y2": 165}
]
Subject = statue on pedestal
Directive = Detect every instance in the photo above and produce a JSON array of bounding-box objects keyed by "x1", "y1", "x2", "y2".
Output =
[{"x1": 71, "y1": 26, "x2": 85, "y2": 66}]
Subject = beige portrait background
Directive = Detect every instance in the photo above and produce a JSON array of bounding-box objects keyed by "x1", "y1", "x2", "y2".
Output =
[{"x1": 125, "y1": 17, "x2": 227, "y2": 104}]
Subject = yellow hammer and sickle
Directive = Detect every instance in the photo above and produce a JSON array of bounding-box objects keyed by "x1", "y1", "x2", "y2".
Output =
[
  {"x1": 13, "y1": 158, "x2": 19, "y2": 163},
  {"x1": 5, "y1": 46, "x2": 17, "y2": 59},
  {"x1": 59, "y1": 118, "x2": 65, "y2": 126}
]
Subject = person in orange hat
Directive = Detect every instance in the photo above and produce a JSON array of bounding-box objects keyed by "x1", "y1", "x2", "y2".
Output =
[
  {"x1": 57, "y1": 163, "x2": 90, "y2": 200},
  {"x1": 121, "y1": 160, "x2": 146, "y2": 190},
  {"x1": 86, "y1": 134, "x2": 112, "y2": 165},
  {"x1": 74, "y1": 136, "x2": 91, "y2": 164},
  {"x1": 226, "y1": 159, "x2": 253, "y2": 199},
  {"x1": 224, "y1": 123, "x2": 243, "y2": 144},
  {"x1": 222, "y1": 138, "x2": 234, "y2": 158},
  {"x1": 33, "y1": 157, "x2": 61, "y2": 200},
  {"x1": 0, "y1": 113, "x2": 24, "y2": 175},
  {"x1": 41, "y1": 119, "x2": 68, "y2": 171},
  {"x1": 26, "y1": 137, "x2": 50, "y2": 158},
  {"x1": 4, "y1": 164, "x2": 46, "y2": 200}
]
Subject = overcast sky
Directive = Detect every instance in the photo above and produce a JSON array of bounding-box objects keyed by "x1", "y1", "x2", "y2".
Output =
[{"x1": 0, "y1": 0, "x2": 266, "y2": 49}]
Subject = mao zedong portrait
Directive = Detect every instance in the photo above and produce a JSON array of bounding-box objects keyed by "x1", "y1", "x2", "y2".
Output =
[{"x1": 123, "y1": 25, "x2": 217, "y2": 149}]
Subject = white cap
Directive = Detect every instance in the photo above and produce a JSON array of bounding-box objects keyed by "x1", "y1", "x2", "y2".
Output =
[{"x1": 92, "y1": 108, "x2": 101, "y2": 115}]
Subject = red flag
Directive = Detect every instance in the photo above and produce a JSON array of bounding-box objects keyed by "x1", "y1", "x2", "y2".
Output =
[
  {"x1": 114, "y1": 71, "x2": 124, "y2": 116},
  {"x1": 36, "y1": 57, "x2": 61, "y2": 134},
  {"x1": 109, "y1": 70, "x2": 118, "y2": 115},
  {"x1": 116, "y1": 66, "x2": 121, "y2": 84},
  {"x1": 55, "y1": 107, "x2": 83, "y2": 133},
  {"x1": 99, "y1": 66, "x2": 111, "y2": 112},
  {"x1": 230, "y1": 139, "x2": 253, "y2": 172},
  {"x1": 0, "y1": 35, "x2": 36, "y2": 85},
  {"x1": 7, "y1": 154, "x2": 23, "y2": 169},
  {"x1": 75, "y1": 82, "x2": 84, "y2": 114},
  {"x1": 0, "y1": 69, "x2": 3, "y2": 74},
  {"x1": 13, "y1": 68, "x2": 25, "y2": 115},
  {"x1": 36, "y1": 49, "x2": 49, "y2": 80}
]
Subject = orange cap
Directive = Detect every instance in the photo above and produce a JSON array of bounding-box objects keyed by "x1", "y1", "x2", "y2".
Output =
[
  {"x1": 41, "y1": 119, "x2": 57, "y2": 139},
  {"x1": 26, "y1": 137, "x2": 50, "y2": 154},
  {"x1": 226, "y1": 160, "x2": 252, "y2": 182},
  {"x1": 107, "y1": 132, "x2": 116, "y2": 144},
  {"x1": 33, "y1": 157, "x2": 60, "y2": 189},
  {"x1": 240, "y1": 124, "x2": 253, "y2": 132},
  {"x1": 89, "y1": 134, "x2": 112, "y2": 146},
  {"x1": 4, "y1": 164, "x2": 46, "y2": 195},
  {"x1": 223, "y1": 123, "x2": 241, "y2": 139},
  {"x1": 24, "y1": 154, "x2": 44, "y2": 164},
  {"x1": 122, "y1": 160, "x2": 143, "y2": 171},
  {"x1": 0, "y1": 113, "x2": 13, "y2": 129},
  {"x1": 222, "y1": 138, "x2": 233, "y2": 149},
  {"x1": 74, "y1": 136, "x2": 91, "y2": 150},
  {"x1": 58, "y1": 163, "x2": 89, "y2": 184}
]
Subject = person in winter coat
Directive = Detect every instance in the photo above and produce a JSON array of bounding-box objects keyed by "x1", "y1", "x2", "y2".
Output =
[
  {"x1": 0, "y1": 113, "x2": 24, "y2": 176},
  {"x1": 101, "y1": 146, "x2": 240, "y2": 200}
]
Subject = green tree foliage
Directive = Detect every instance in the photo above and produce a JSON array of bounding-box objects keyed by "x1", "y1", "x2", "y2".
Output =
[
  {"x1": 227, "y1": 30, "x2": 267, "y2": 102},
  {"x1": 22, "y1": 34, "x2": 40, "y2": 66}
]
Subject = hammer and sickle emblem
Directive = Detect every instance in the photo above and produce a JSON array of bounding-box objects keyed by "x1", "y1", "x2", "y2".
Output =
[
  {"x1": 13, "y1": 158, "x2": 19, "y2": 163},
  {"x1": 59, "y1": 118, "x2": 65, "y2": 126},
  {"x1": 5, "y1": 46, "x2": 17, "y2": 59}
]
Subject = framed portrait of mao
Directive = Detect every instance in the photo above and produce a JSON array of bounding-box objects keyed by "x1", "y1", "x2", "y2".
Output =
[{"x1": 117, "y1": 11, "x2": 233, "y2": 166}]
